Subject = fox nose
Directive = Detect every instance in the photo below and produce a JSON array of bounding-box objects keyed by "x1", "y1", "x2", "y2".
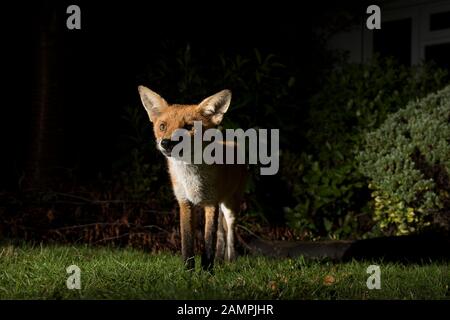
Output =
[{"x1": 160, "y1": 139, "x2": 174, "y2": 151}]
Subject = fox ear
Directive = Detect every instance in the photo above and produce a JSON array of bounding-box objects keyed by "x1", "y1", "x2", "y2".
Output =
[
  {"x1": 198, "y1": 89, "x2": 232, "y2": 125},
  {"x1": 138, "y1": 86, "x2": 168, "y2": 122}
]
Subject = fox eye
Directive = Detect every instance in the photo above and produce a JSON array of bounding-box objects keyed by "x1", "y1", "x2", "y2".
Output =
[
  {"x1": 159, "y1": 123, "x2": 166, "y2": 131},
  {"x1": 184, "y1": 124, "x2": 194, "y2": 131}
]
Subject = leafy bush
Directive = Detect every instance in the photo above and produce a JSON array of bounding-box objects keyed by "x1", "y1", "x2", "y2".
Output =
[
  {"x1": 358, "y1": 85, "x2": 450, "y2": 235},
  {"x1": 114, "y1": 104, "x2": 173, "y2": 206},
  {"x1": 283, "y1": 57, "x2": 448, "y2": 238},
  {"x1": 282, "y1": 151, "x2": 362, "y2": 239}
]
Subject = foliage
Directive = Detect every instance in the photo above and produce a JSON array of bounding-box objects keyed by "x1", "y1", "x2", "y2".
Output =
[
  {"x1": 282, "y1": 152, "x2": 364, "y2": 239},
  {"x1": 115, "y1": 104, "x2": 172, "y2": 205},
  {"x1": 283, "y1": 57, "x2": 448, "y2": 238},
  {"x1": 358, "y1": 85, "x2": 450, "y2": 235}
]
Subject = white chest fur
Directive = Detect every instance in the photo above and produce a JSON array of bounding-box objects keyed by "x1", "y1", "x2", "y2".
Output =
[{"x1": 168, "y1": 158, "x2": 216, "y2": 205}]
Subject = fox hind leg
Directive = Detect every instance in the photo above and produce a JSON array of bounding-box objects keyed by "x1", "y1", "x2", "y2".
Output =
[
  {"x1": 220, "y1": 202, "x2": 237, "y2": 262},
  {"x1": 215, "y1": 208, "x2": 226, "y2": 262}
]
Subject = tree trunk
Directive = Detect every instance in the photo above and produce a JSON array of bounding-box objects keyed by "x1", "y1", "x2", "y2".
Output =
[{"x1": 28, "y1": 3, "x2": 63, "y2": 188}]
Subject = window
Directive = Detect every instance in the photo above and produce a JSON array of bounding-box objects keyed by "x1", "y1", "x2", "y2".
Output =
[
  {"x1": 430, "y1": 11, "x2": 450, "y2": 31},
  {"x1": 373, "y1": 18, "x2": 412, "y2": 66}
]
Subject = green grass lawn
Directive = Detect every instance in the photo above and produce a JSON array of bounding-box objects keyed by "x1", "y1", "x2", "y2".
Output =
[{"x1": 0, "y1": 242, "x2": 448, "y2": 299}]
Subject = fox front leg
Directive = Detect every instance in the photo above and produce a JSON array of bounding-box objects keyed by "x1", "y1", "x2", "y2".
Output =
[
  {"x1": 179, "y1": 201, "x2": 195, "y2": 270},
  {"x1": 202, "y1": 205, "x2": 218, "y2": 271}
]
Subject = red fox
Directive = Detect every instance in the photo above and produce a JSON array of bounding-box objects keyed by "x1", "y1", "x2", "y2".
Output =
[{"x1": 138, "y1": 86, "x2": 247, "y2": 270}]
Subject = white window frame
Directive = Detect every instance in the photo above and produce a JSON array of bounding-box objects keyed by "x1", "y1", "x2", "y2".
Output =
[
  {"x1": 418, "y1": 1, "x2": 450, "y2": 61},
  {"x1": 362, "y1": 0, "x2": 450, "y2": 65}
]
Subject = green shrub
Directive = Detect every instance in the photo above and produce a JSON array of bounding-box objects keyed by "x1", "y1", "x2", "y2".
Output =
[
  {"x1": 358, "y1": 85, "x2": 450, "y2": 235},
  {"x1": 114, "y1": 104, "x2": 173, "y2": 205},
  {"x1": 283, "y1": 57, "x2": 448, "y2": 238},
  {"x1": 282, "y1": 151, "x2": 362, "y2": 239}
]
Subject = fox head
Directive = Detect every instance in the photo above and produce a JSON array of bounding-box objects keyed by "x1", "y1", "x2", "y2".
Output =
[{"x1": 138, "y1": 86, "x2": 231, "y2": 156}]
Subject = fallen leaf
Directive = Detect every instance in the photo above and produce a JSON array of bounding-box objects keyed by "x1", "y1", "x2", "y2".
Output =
[
  {"x1": 323, "y1": 275, "x2": 335, "y2": 286},
  {"x1": 268, "y1": 281, "x2": 278, "y2": 291}
]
